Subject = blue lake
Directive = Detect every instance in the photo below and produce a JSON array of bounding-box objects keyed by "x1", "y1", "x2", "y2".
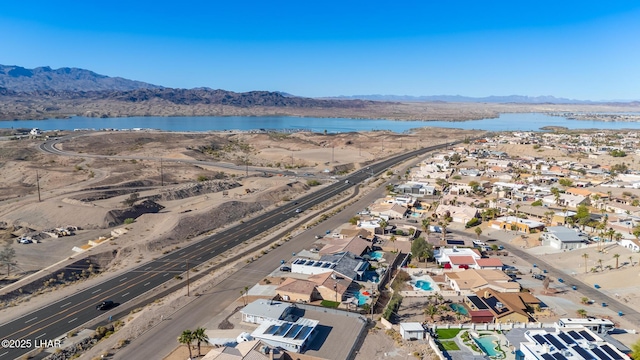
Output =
[{"x1": 2, "y1": 113, "x2": 640, "y2": 133}]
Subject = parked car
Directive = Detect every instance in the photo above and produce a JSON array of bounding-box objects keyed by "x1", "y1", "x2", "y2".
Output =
[
  {"x1": 96, "y1": 300, "x2": 115, "y2": 310},
  {"x1": 532, "y1": 274, "x2": 546, "y2": 280},
  {"x1": 314, "y1": 235, "x2": 322, "y2": 239},
  {"x1": 295, "y1": 208, "x2": 302, "y2": 213},
  {"x1": 280, "y1": 266, "x2": 291, "y2": 272}
]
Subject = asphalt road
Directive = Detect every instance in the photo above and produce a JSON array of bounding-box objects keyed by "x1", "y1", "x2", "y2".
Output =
[
  {"x1": 2, "y1": 137, "x2": 457, "y2": 359},
  {"x1": 453, "y1": 228, "x2": 640, "y2": 326}
]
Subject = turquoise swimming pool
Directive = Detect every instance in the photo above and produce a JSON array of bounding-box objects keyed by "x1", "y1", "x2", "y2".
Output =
[
  {"x1": 450, "y1": 303, "x2": 469, "y2": 316},
  {"x1": 366, "y1": 251, "x2": 384, "y2": 260},
  {"x1": 356, "y1": 290, "x2": 371, "y2": 306},
  {"x1": 410, "y1": 279, "x2": 433, "y2": 291},
  {"x1": 474, "y1": 335, "x2": 503, "y2": 358}
]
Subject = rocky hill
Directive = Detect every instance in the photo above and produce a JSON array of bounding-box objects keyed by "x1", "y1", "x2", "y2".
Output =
[{"x1": 0, "y1": 65, "x2": 162, "y2": 92}]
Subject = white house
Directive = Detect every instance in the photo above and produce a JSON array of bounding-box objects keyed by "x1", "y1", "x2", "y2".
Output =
[
  {"x1": 434, "y1": 247, "x2": 481, "y2": 265},
  {"x1": 540, "y1": 226, "x2": 588, "y2": 250},
  {"x1": 399, "y1": 322, "x2": 425, "y2": 340}
]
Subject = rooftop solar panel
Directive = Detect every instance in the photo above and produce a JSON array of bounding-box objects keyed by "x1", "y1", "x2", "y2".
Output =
[
  {"x1": 552, "y1": 353, "x2": 568, "y2": 360},
  {"x1": 545, "y1": 334, "x2": 566, "y2": 350},
  {"x1": 295, "y1": 326, "x2": 313, "y2": 340},
  {"x1": 579, "y1": 330, "x2": 596, "y2": 341},
  {"x1": 285, "y1": 324, "x2": 303, "y2": 338},
  {"x1": 265, "y1": 325, "x2": 278, "y2": 335},
  {"x1": 591, "y1": 347, "x2": 613, "y2": 360},
  {"x1": 568, "y1": 330, "x2": 582, "y2": 340},
  {"x1": 573, "y1": 345, "x2": 597, "y2": 360},
  {"x1": 467, "y1": 295, "x2": 489, "y2": 310},
  {"x1": 558, "y1": 332, "x2": 575, "y2": 345},
  {"x1": 275, "y1": 323, "x2": 292, "y2": 336},
  {"x1": 533, "y1": 334, "x2": 548, "y2": 345},
  {"x1": 601, "y1": 345, "x2": 624, "y2": 360},
  {"x1": 541, "y1": 354, "x2": 554, "y2": 360},
  {"x1": 447, "y1": 240, "x2": 465, "y2": 245}
]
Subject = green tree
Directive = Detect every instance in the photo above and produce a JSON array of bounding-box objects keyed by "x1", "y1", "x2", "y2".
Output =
[
  {"x1": 411, "y1": 237, "x2": 433, "y2": 262},
  {"x1": 122, "y1": 192, "x2": 140, "y2": 207},
  {"x1": 389, "y1": 235, "x2": 397, "y2": 252},
  {"x1": 0, "y1": 242, "x2": 16, "y2": 276},
  {"x1": 474, "y1": 227, "x2": 483, "y2": 239},
  {"x1": 576, "y1": 309, "x2": 588, "y2": 318},
  {"x1": 582, "y1": 253, "x2": 589, "y2": 274},
  {"x1": 421, "y1": 218, "x2": 431, "y2": 234},
  {"x1": 575, "y1": 204, "x2": 590, "y2": 225},
  {"x1": 613, "y1": 253, "x2": 620, "y2": 269},
  {"x1": 631, "y1": 338, "x2": 640, "y2": 359},
  {"x1": 177, "y1": 330, "x2": 194, "y2": 359},
  {"x1": 424, "y1": 304, "x2": 438, "y2": 321},
  {"x1": 348, "y1": 216, "x2": 360, "y2": 225},
  {"x1": 192, "y1": 327, "x2": 209, "y2": 357},
  {"x1": 558, "y1": 178, "x2": 573, "y2": 187}
]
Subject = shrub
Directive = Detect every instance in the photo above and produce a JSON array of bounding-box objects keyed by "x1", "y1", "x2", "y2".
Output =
[
  {"x1": 465, "y1": 218, "x2": 481, "y2": 228},
  {"x1": 306, "y1": 179, "x2": 320, "y2": 186},
  {"x1": 123, "y1": 218, "x2": 135, "y2": 224}
]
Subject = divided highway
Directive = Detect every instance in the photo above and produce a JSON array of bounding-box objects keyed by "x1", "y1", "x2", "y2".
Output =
[{"x1": 2, "y1": 138, "x2": 457, "y2": 359}]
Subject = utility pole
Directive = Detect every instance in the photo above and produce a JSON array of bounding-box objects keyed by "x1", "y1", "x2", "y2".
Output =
[
  {"x1": 186, "y1": 259, "x2": 190, "y2": 297},
  {"x1": 332, "y1": 144, "x2": 335, "y2": 163},
  {"x1": 36, "y1": 170, "x2": 41, "y2": 202},
  {"x1": 160, "y1": 158, "x2": 164, "y2": 187},
  {"x1": 245, "y1": 157, "x2": 249, "y2": 177},
  {"x1": 291, "y1": 150, "x2": 294, "y2": 167}
]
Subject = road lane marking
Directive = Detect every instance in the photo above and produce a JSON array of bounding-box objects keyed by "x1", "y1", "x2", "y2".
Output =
[
  {"x1": 91, "y1": 288, "x2": 102, "y2": 294},
  {"x1": 60, "y1": 302, "x2": 71, "y2": 308},
  {"x1": 119, "y1": 277, "x2": 128, "y2": 282},
  {"x1": 163, "y1": 273, "x2": 169, "y2": 276},
  {"x1": 196, "y1": 256, "x2": 202, "y2": 260},
  {"x1": 25, "y1": 317, "x2": 37, "y2": 324},
  {"x1": 122, "y1": 292, "x2": 130, "y2": 297},
  {"x1": 195, "y1": 244, "x2": 201, "y2": 248},
  {"x1": 35, "y1": 333, "x2": 46, "y2": 339},
  {"x1": 145, "y1": 266, "x2": 152, "y2": 270},
  {"x1": 1, "y1": 351, "x2": 8, "y2": 357},
  {"x1": 179, "y1": 251, "x2": 186, "y2": 255},
  {"x1": 68, "y1": 318, "x2": 77, "y2": 323},
  {"x1": 144, "y1": 282, "x2": 150, "y2": 286}
]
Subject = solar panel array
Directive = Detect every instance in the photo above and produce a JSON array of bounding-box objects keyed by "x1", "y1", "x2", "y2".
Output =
[
  {"x1": 260, "y1": 321, "x2": 315, "y2": 341},
  {"x1": 447, "y1": 240, "x2": 465, "y2": 246},
  {"x1": 528, "y1": 330, "x2": 625, "y2": 360}
]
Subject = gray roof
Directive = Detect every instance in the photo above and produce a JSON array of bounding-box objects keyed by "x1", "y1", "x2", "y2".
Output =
[
  {"x1": 545, "y1": 226, "x2": 584, "y2": 243},
  {"x1": 241, "y1": 300, "x2": 292, "y2": 321},
  {"x1": 319, "y1": 252, "x2": 369, "y2": 281}
]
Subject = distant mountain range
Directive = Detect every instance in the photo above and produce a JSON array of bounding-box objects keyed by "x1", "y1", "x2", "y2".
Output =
[
  {"x1": 325, "y1": 94, "x2": 610, "y2": 104},
  {"x1": 0, "y1": 65, "x2": 163, "y2": 92}
]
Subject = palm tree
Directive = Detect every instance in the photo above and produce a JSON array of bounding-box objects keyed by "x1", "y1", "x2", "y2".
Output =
[
  {"x1": 614, "y1": 232, "x2": 623, "y2": 243},
  {"x1": 597, "y1": 259, "x2": 603, "y2": 270},
  {"x1": 240, "y1": 286, "x2": 249, "y2": 305},
  {"x1": 421, "y1": 218, "x2": 431, "y2": 235},
  {"x1": 576, "y1": 309, "x2": 588, "y2": 318},
  {"x1": 192, "y1": 327, "x2": 209, "y2": 357},
  {"x1": 630, "y1": 255, "x2": 634, "y2": 267},
  {"x1": 613, "y1": 254, "x2": 620, "y2": 269},
  {"x1": 424, "y1": 304, "x2": 438, "y2": 322},
  {"x1": 582, "y1": 253, "x2": 589, "y2": 274},
  {"x1": 389, "y1": 235, "x2": 397, "y2": 252},
  {"x1": 475, "y1": 227, "x2": 483, "y2": 239},
  {"x1": 177, "y1": 330, "x2": 194, "y2": 359},
  {"x1": 515, "y1": 204, "x2": 521, "y2": 229}
]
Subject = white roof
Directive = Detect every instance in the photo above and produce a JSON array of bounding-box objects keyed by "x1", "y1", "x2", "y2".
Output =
[{"x1": 400, "y1": 322, "x2": 424, "y2": 332}]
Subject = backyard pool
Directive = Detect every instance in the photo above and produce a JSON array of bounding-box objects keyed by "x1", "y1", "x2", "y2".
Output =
[
  {"x1": 408, "y1": 276, "x2": 438, "y2": 292},
  {"x1": 474, "y1": 335, "x2": 503, "y2": 358},
  {"x1": 366, "y1": 251, "x2": 384, "y2": 260},
  {"x1": 356, "y1": 290, "x2": 371, "y2": 306},
  {"x1": 450, "y1": 303, "x2": 469, "y2": 316}
]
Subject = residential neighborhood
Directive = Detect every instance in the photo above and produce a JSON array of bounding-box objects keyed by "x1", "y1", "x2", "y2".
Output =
[{"x1": 176, "y1": 130, "x2": 640, "y2": 359}]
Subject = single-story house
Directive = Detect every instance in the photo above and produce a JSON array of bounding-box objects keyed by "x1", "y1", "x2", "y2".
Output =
[
  {"x1": 446, "y1": 269, "x2": 520, "y2": 295},
  {"x1": 399, "y1": 322, "x2": 425, "y2": 340},
  {"x1": 540, "y1": 226, "x2": 589, "y2": 250}
]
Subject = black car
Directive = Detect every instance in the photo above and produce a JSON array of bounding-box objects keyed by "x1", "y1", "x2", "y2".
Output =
[
  {"x1": 96, "y1": 300, "x2": 115, "y2": 310},
  {"x1": 280, "y1": 266, "x2": 292, "y2": 272}
]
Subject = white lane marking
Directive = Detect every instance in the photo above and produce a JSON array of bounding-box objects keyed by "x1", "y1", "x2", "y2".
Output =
[
  {"x1": 180, "y1": 264, "x2": 186, "y2": 268},
  {"x1": 196, "y1": 256, "x2": 202, "y2": 260},
  {"x1": 145, "y1": 266, "x2": 152, "y2": 270},
  {"x1": 25, "y1": 317, "x2": 37, "y2": 324},
  {"x1": 179, "y1": 251, "x2": 185, "y2": 255},
  {"x1": 144, "y1": 282, "x2": 150, "y2": 286},
  {"x1": 222, "y1": 244, "x2": 229, "y2": 248},
  {"x1": 1, "y1": 351, "x2": 8, "y2": 357},
  {"x1": 195, "y1": 244, "x2": 202, "y2": 248},
  {"x1": 122, "y1": 292, "x2": 130, "y2": 297},
  {"x1": 60, "y1": 302, "x2": 71, "y2": 308},
  {"x1": 119, "y1": 277, "x2": 127, "y2": 282},
  {"x1": 163, "y1": 273, "x2": 170, "y2": 277},
  {"x1": 35, "y1": 333, "x2": 47, "y2": 339},
  {"x1": 68, "y1": 318, "x2": 77, "y2": 323},
  {"x1": 91, "y1": 288, "x2": 102, "y2": 294}
]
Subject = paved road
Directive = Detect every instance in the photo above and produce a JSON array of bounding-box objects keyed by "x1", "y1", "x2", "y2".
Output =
[
  {"x1": 453, "y1": 228, "x2": 640, "y2": 326},
  {"x1": 2, "y1": 137, "x2": 458, "y2": 359}
]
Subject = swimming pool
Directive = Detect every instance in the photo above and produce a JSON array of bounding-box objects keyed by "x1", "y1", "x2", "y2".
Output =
[
  {"x1": 450, "y1": 303, "x2": 469, "y2": 316},
  {"x1": 366, "y1": 251, "x2": 384, "y2": 260},
  {"x1": 474, "y1": 335, "x2": 503, "y2": 358},
  {"x1": 356, "y1": 290, "x2": 371, "y2": 306},
  {"x1": 409, "y1": 279, "x2": 435, "y2": 291}
]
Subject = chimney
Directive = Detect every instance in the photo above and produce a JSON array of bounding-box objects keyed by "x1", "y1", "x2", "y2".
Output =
[{"x1": 484, "y1": 290, "x2": 490, "y2": 299}]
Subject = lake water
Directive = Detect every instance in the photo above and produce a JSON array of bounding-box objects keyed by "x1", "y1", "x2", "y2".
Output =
[{"x1": 2, "y1": 113, "x2": 640, "y2": 133}]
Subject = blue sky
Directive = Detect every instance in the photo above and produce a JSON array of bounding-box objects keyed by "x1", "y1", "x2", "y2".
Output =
[{"x1": 2, "y1": 1, "x2": 640, "y2": 100}]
